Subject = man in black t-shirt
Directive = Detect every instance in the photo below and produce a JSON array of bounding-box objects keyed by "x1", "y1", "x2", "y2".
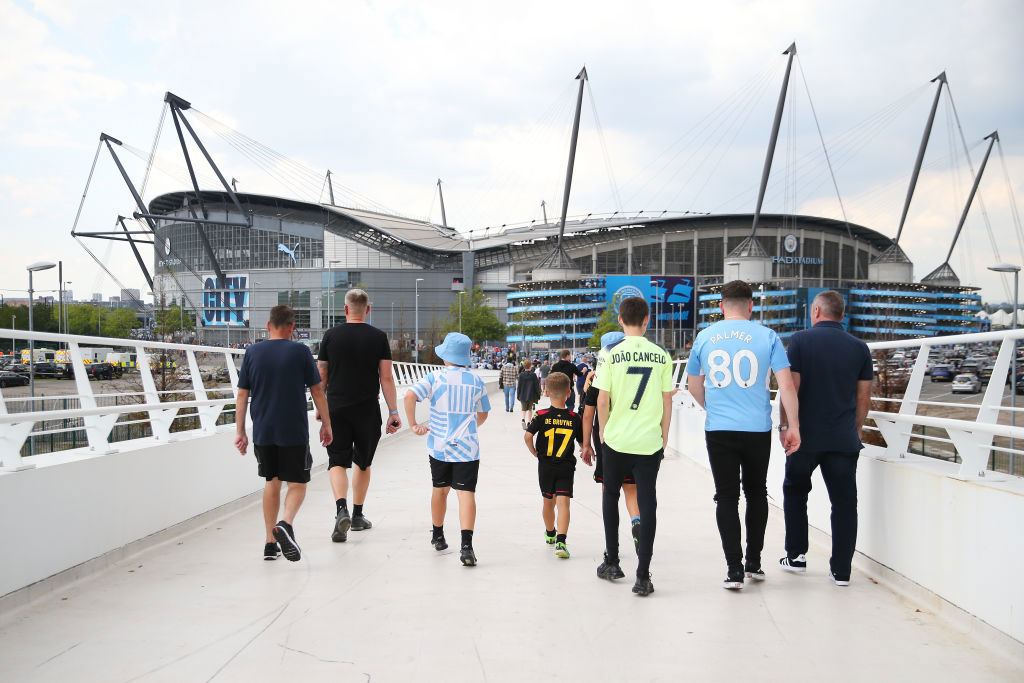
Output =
[
  {"x1": 551, "y1": 349, "x2": 584, "y2": 411},
  {"x1": 317, "y1": 289, "x2": 401, "y2": 542},
  {"x1": 236, "y1": 305, "x2": 333, "y2": 562},
  {"x1": 523, "y1": 372, "x2": 582, "y2": 559}
]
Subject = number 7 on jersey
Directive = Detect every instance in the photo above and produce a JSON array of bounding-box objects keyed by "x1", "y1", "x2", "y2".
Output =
[{"x1": 625, "y1": 366, "x2": 652, "y2": 410}]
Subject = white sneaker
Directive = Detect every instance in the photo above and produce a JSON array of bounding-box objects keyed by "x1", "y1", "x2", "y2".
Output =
[{"x1": 830, "y1": 571, "x2": 850, "y2": 587}]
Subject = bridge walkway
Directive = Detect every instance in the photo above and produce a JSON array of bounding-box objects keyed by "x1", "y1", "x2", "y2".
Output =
[{"x1": 0, "y1": 390, "x2": 1019, "y2": 682}]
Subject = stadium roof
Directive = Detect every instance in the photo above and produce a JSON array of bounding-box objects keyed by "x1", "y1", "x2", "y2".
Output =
[{"x1": 149, "y1": 191, "x2": 896, "y2": 267}]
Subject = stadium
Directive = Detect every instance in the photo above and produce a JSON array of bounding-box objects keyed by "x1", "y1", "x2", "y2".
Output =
[{"x1": 147, "y1": 190, "x2": 982, "y2": 349}]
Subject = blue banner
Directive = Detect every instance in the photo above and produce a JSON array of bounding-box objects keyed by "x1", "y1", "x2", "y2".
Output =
[
  {"x1": 203, "y1": 274, "x2": 249, "y2": 327},
  {"x1": 604, "y1": 276, "x2": 695, "y2": 329}
]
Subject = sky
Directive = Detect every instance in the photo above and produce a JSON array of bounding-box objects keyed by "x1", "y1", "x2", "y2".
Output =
[{"x1": 2, "y1": 0, "x2": 1023, "y2": 304}]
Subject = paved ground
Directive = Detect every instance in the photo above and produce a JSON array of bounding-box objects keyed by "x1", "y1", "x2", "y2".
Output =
[{"x1": 0, "y1": 390, "x2": 1021, "y2": 682}]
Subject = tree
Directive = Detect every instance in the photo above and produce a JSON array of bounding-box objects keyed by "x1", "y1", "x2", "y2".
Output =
[
  {"x1": 154, "y1": 305, "x2": 196, "y2": 340},
  {"x1": 440, "y1": 287, "x2": 505, "y2": 344},
  {"x1": 588, "y1": 304, "x2": 621, "y2": 349}
]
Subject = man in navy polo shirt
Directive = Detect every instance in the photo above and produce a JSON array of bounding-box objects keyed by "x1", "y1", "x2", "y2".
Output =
[{"x1": 778, "y1": 290, "x2": 873, "y2": 586}]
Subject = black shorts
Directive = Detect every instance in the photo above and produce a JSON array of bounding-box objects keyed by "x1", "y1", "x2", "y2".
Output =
[
  {"x1": 429, "y1": 456, "x2": 480, "y2": 492},
  {"x1": 520, "y1": 400, "x2": 536, "y2": 411},
  {"x1": 593, "y1": 442, "x2": 635, "y2": 485},
  {"x1": 327, "y1": 399, "x2": 382, "y2": 471},
  {"x1": 539, "y1": 459, "x2": 575, "y2": 498},
  {"x1": 254, "y1": 444, "x2": 312, "y2": 484}
]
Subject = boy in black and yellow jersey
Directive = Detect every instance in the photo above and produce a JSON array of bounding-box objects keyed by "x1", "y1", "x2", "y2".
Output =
[{"x1": 524, "y1": 372, "x2": 583, "y2": 559}]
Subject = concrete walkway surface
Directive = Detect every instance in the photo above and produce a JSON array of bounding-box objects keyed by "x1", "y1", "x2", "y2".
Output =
[{"x1": 0, "y1": 389, "x2": 1021, "y2": 682}]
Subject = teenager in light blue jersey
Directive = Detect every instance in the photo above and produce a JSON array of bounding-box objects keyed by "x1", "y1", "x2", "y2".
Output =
[{"x1": 686, "y1": 280, "x2": 800, "y2": 591}]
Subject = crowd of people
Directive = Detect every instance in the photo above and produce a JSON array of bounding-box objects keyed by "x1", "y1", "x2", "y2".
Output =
[{"x1": 233, "y1": 283, "x2": 871, "y2": 596}]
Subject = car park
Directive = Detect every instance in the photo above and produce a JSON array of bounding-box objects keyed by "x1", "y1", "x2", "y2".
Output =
[
  {"x1": 951, "y1": 373, "x2": 981, "y2": 394},
  {"x1": 0, "y1": 370, "x2": 29, "y2": 387},
  {"x1": 32, "y1": 362, "x2": 70, "y2": 379}
]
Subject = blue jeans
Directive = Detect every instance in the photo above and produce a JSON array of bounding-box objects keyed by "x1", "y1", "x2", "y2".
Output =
[
  {"x1": 783, "y1": 450, "x2": 859, "y2": 578},
  {"x1": 503, "y1": 386, "x2": 516, "y2": 411}
]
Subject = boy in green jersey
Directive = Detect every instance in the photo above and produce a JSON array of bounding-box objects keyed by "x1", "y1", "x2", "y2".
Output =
[{"x1": 593, "y1": 296, "x2": 674, "y2": 596}]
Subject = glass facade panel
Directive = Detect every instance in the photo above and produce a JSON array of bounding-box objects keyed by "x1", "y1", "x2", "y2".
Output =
[
  {"x1": 631, "y1": 243, "x2": 662, "y2": 274},
  {"x1": 697, "y1": 238, "x2": 723, "y2": 275},
  {"x1": 824, "y1": 241, "x2": 839, "y2": 279},
  {"x1": 801, "y1": 238, "x2": 821, "y2": 279},
  {"x1": 841, "y1": 244, "x2": 855, "y2": 280},
  {"x1": 596, "y1": 248, "x2": 628, "y2": 274},
  {"x1": 572, "y1": 255, "x2": 594, "y2": 274},
  {"x1": 665, "y1": 238, "x2": 693, "y2": 275},
  {"x1": 857, "y1": 249, "x2": 869, "y2": 279}
]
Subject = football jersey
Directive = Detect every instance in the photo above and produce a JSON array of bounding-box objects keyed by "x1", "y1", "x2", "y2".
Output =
[
  {"x1": 685, "y1": 319, "x2": 789, "y2": 432},
  {"x1": 592, "y1": 336, "x2": 674, "y2": 455},
  {"x1": 527, "y1": 407, "x2": 582, "y2": 465}
]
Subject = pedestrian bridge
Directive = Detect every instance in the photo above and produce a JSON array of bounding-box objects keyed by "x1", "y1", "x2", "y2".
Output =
[{"x1": 0, "y1": 330, "x2": 1022, "y2": 681}]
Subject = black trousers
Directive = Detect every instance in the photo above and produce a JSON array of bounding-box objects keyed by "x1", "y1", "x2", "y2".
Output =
[
  {"x1": 602, "y1": 444, "x2": 663, "y2": 576},
  {"x1": 706, "y1": 430, "x2": 771, "y2": 571},
  {"x1": 783, "y1": 450, "x2": 859, "y2": 577}
]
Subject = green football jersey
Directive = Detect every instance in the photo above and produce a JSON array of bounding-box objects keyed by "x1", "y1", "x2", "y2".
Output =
[{"x1": 592, "y1": 335, "x2": 674, "y2": 455}]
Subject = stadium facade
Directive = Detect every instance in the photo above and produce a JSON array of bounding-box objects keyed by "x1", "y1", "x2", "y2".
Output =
[{"x1": 149, "y1": 191, "x2": 981, "y2": 348}]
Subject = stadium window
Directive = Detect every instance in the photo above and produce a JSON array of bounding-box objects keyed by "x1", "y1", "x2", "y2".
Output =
[
  {"x1": 596, "y1": 248, "x2": 627, "y2": 274},
  {"x1": 631, "y1": 243, "x2": 662, "y2": 274},
  {"x1": 665, "y1": 238, "x2": 693, "y2": 275},
  {"x1": 697, "y1": 237, "x2": 723, "y2": 275},
  {"x1": 824, "y1": 241, "x2": 839, "y2": 279},
  {"x1": 841, "y1": 244, "x2": 855, "y2": 280}
]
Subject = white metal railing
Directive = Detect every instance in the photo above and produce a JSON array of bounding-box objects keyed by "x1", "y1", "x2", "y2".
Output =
[
  {"x1": 671, "y1": 328, "x2": 1024, "y2": 479},
  {"x1": 0, "y1": 331, "x2": 454, "y2": 471}
]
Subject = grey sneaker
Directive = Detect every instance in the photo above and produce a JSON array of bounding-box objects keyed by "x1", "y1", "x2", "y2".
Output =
[
  {"x1": 332, "y1": 507, "x2": 351, "y2": 543},
  {"x1": 351, "y1": 514, "x2": 373, "y2": 531}
]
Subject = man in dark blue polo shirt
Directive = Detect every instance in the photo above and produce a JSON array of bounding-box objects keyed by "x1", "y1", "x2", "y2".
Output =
[{"x1": 778, "y1": 290, "x2": 872, "y2": 586}]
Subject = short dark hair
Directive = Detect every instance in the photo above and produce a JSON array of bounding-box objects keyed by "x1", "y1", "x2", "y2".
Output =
[
  {"x1": 268, "y1": 305, "x2": 295, "y2": 329},
  {"x1": 560, "y1": 349, "x2": 571, "y2": 359},
  {"x1": 721, "y1": 280, "x2": 753, "y2": 304},
  {"x1": 618, "y1": 296, "x2": 649, "y2": 326},
  {"x1": 546, "y1": 371, "x2": 571, "y2": 398},
  {"x1": 814, "y1": 290, "x2": 846, "y2": 320}
]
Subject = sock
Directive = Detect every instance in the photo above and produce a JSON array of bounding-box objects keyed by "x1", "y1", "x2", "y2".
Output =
[
  {"x1": 545, "y1": 528, "x2": 556, "y2": 538},
  {"x1": 631, "y1": 516, "x2": 641, "y2": 525},
  {"x1": 461, "y1": 529, "x2": 473, "y2": 547},
  {"x1": 432, "y1": 525, "x2": 444, "y2": 540},
  {"x1": 336, "y1": 498, "x2": 347, "y2": 514},
  {"x1": 353, "y1": 504, "x2": 363, "y2": 517},
  {"x1": 556, "y1": 533, "x2": 567, "y2": 544}
]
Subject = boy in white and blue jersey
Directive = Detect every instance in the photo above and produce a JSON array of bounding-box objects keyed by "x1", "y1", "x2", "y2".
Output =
[
  {"x1": 404, "y1": 332, "x2": 491, "y2": 566},
  {"x1": 686, "y1": 280, "x2": 801, "y2": 590}
]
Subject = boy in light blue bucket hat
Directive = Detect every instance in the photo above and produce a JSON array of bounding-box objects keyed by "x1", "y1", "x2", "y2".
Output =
[{"x1": 404, "y1": 332, "x2": 491, "y2": 566}]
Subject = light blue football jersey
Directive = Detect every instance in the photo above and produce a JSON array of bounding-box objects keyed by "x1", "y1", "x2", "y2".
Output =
[{"x1": 684, "y1": 319, "x2": 790, "y2": 432}]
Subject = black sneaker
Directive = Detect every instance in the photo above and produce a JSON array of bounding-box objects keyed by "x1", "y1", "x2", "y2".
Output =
[
  {"x1": 263, "y1": 542, "x2": 280, "y2": 561},
  {"x1": 332, "y1": 507, "x2": 351, "y2": 543},
  {"x1": 779, "y1": 554, "x2": 807, "y2": 573},
  {"x1": 632, "y1": 572, "x2": 655, "y2": 596},
  {"x1": 722, "y1": 568, "x2": 744, "y2": 590},
  {"x1": 272, "y1": 521, "x2": 301, "y2": 562},
  {"x1": 596, "y1": 553, "x2": 625, "y2": 581},
  {"x1": 432, "y1": 535, "x2": 448, "y2": 551},
  {"x1": 460, "y1": 545, "x2": 477, "y2": 566},
  {"x1": 830, "y1": 571, "x2": 851, "y2": 587},
  {"x1": 745, "y1": 566, "x2": 766, "y2": 582},
  {"x1": 631, "y1": 519, "x2": 641, "y2": 554},
  {"x1": 351, "y1": 514, "x2": 373, "y2": 531}
]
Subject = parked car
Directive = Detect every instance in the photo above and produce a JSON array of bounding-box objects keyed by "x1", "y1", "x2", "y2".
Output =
[
  {"x1": 214, "y1": 367, "x2": 232, "y2": 383},
  {"x1": 85, "y1": 362, "x2": 117, "y2": 380},
  {"x1": 951, "y1": 373, "x2": 981, "y2": 394},
  {"x1": 930, "y1": 365, "x2": 954, "y2": 382},
  {"x1": 0, "y1": 370, "x2": 29, "y2": 387},
  {"x1": 32, "y1": 362, "x2": 70, "y2": 379},
  {"x1": 978, "y1": 366, "x2": 994, "y2": 384}
]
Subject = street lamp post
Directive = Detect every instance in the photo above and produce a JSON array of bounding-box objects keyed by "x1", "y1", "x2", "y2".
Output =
[
  {"x1": 64, "y1": 281, "x2": 72, "y2": 338},
  {"x1": 759, "y1": 283, "x2": 766, "y2": 323},
  {"x1": 989, "y1": 263, "x2": 1020, "y2": 476},
  {"x1": 414, "y1": 278, "x2": 424, "y2": 363},
  {"x1": 26, "y1": 261, "x2": 56, "y2": 457}
]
